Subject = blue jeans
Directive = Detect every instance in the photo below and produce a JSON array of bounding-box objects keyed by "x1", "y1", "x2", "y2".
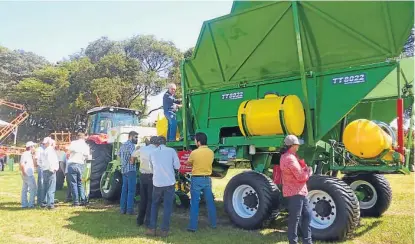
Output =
[
  {"x1": 287, "y1": 195, "x2": 313, "y2": 244},
  {"x1": 68, "y1": 163, "x2": 86, "y2": 205},
  {"x1": 21, "y1": 175, "x2": 37, "y2": 208},
  {"x1": 165, "y1": 112, "x2": 177, "y2": 141},
  {"x1": 65, "y1": 173, "x2": 72, "y2": 201},
  {"x1": 42, "y1": 170, "x2": 56, "y2": 207},
  {"x1": 120, "y1": 170, "x2": 137, "y2": 214},
  {"x1": 149, "y1": 185, "x2": 175, "y2": 232},
  {"x1": 188, "y1": 177, "x2": 217, "y2": 231},
  {"x1": 37, "y1": 167, "x2": 45, "y2": 205}
]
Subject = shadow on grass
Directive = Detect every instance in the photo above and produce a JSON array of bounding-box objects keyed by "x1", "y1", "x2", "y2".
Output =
[
  {"x1": 0, "y1": 201, "x2": 24, "y2": 211},
  {"x1": 63, "y1": 198, "x2": 292, "y2": 244},
  {"x1": 353, "y1": 219, "x2": 383, "y2": 238}
]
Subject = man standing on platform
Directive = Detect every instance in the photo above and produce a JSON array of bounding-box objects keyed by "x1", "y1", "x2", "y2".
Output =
[{"x1": 163, "y1": 83, "x2": 182, "y2": 142}]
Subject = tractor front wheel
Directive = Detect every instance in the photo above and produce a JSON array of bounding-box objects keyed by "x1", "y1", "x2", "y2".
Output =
[
  {"x1": 224, "y1": 171, "x2": 280, "y2": 230},
  {"x1": 307, "y1": 175, "x2": 360, "y2": 241},
  {"x1": 342, "y1": 173, "x2": 392, "y2": 217},
  {"x1": 100, "y1": 171, "x2": 122, "y2": 201}
]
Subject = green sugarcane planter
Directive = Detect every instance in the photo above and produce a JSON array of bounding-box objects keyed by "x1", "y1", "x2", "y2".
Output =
[{"x1": 153, "y1": 1, "x2": 415, "y2": 241}]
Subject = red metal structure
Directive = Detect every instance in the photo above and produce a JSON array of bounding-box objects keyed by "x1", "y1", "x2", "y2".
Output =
[{"x1": 0, "y1": 99, "x2": 29, "y2": 142}]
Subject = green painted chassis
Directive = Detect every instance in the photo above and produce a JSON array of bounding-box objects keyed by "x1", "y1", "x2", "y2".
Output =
[{"x1": 168, "y1": 60, "x2": 414, "y2": 179}]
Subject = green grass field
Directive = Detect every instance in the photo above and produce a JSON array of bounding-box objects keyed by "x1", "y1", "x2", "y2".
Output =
[{"x1": 0, "y1": 167, "x2": 413, "y2": 244}]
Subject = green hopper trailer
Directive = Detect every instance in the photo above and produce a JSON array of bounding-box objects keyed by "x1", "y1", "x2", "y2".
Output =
[{"x1": 164, "y1": 1, "x2": 414, "y2": 241}]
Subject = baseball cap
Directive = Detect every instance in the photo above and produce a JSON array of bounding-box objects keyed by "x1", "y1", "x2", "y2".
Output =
[
  {"x1": 26, "y1": 141, "x2": 36, "y2": 148},
  {"x1": 284, "y1": 135, "x2": 302, "y2": 146},
  {"x1": 42, "y1": 137, "x2": 52, "y2": 144}
]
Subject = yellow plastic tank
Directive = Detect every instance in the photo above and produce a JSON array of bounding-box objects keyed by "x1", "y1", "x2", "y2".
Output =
[
  {"x1": 237, "y1": 94, "x2": 305, "y2": 136},
  {"x1": 155, "y1": 113, "x2": 180, "y2": 140},
  {"x1": 342, "y1": 119, "x2": 393, "y2": 159}
]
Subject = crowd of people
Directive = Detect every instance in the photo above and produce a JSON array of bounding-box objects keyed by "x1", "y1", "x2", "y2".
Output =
[
  {"x1": 118, "y1": 132, "x2": 217, "y2": 237},
  {"x1": 18, "y1": 79, "x2": 313, "y2": 243},
  {"x1": 19, "y1": 132, "x2": 91, "y2": 209}
]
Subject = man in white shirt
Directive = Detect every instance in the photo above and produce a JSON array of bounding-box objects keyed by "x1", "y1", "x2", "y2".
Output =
[
  {"x1": 67, "y1": 132, "x2": 91, "y2": 206},
  {"x1": 20, "y1": 141, "x2": 37, "y2": 208},
  {"x1": 34, "y1": 141, "x2": 46, "y2": 206},
  {"x1": 132, "y1": 136, "x2": 159, "y2": 227},
  {"x1": 42, "y1": 137, "x2": 60, "y2": 209},
  {"x1": 146, "y1": 136, "x2": 180, "y2": 237}
]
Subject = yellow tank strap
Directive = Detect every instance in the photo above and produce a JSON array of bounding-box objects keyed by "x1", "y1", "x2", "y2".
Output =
[
  {"x1": 240, "y1": 100, "x2": 253, "y2": 137},
  {"x1": 278, "y1": 95, "x2": 288, "y2": 135}
]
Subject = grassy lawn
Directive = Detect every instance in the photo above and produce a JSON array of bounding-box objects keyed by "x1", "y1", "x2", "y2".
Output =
[{"x1": 0, "y1": 167, "x2": 413, "y2": 244}]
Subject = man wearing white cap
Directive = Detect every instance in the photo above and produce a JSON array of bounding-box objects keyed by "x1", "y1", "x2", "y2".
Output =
[
  {"x1": 20, "y1": 141, "x2": 37, "y2": 208},
  {"x1": 41, "y1": 137, "x2": 60, "y2": 209},
  {"x1": 34, "y1": 140, "x2": 46, "y2": 206},
  {"x1": 67, "y1": 132, "x2": 90, "y2": 206}
]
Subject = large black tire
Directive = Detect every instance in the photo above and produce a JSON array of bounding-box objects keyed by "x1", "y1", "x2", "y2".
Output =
[
  {"x1": 100, "y1": 171, "x2": 122, "y2": 201},
  {"x1": 307, "y1": 175, "x2": 360, "y2": 241},
  {"x1": 88, "y1": 142, "x2": 113, "y2": 198},
  {"x1": 342, "y1": 173, "x2": 392, "y2": 217},
  {"x1": 224, "y1": 171, "x2": 281, "y2": 230}
]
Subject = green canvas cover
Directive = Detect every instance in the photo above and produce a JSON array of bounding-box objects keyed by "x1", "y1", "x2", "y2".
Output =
[
  {"x1": 230, "y1": 1, "x2": 269, "y2": 14},
  {"x1": 184, "y1": 1, "x2": 414, "y2": 91}
]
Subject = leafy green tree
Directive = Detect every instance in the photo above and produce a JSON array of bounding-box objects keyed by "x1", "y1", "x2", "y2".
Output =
[{"x1": 0, "y1": 46, "x2": 49, "y2": 89}]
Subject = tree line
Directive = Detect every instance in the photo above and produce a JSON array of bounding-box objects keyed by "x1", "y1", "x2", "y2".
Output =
[{"x1": 0, "y1": 35, "x2": 194, "y2": 144}]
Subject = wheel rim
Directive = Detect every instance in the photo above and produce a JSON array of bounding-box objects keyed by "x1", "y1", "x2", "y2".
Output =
[
  {"x1": 232, "y1": 184, "x2": 259, "y2": 218},
  {"x1": 350, "y1": 180, "x2": 377, "y2": 209},
  {"x1": 308, "y1": 190, "x2": 337, "y2": 229}
]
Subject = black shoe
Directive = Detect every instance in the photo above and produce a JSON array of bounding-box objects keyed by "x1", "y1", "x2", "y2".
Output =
[{"x1": 47, "y1": 205, "x2": 55, "y2": 210}]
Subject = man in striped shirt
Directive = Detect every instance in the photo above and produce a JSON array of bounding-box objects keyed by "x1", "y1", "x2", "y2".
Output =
[{"x1": 118, "y1": 131, "x2": 139, "y2": 215}]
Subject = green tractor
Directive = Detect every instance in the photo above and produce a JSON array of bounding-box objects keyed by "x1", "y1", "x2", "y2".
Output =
[
  {"x1": 163, "y1": 1, "x2": 414, "y2": 241},
  {"x1": 85, "y1": 106, "x2": 157, "y2": 200}
]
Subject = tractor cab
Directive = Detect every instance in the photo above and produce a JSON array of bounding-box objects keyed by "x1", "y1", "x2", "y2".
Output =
[{"x1": 86, "y1": 106, "x2": 142, "y2": 144}]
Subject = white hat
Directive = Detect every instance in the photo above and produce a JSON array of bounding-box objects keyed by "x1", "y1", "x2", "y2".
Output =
[
  {"x1": 42, "y1": 137, "x2": 52, "y2": 144},
  {"x1": 284, "y1": 135, "x2": 302, "y2": 146},
  {"x1": 26, "y1": 141, "x2": 36, "y2": 148}
]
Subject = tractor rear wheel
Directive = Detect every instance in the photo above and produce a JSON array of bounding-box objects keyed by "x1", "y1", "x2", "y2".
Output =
[
  {"x1": 224, "y1": 171, "x2": 281, "y2": 230},
  {"x1": 342, "y1": 173, "x2": 392, "y2": 217},
  {"x1": 100, "y1": 171, "x2": 122, "y2": 201},
  {"x1": 307, "y1": 175, "x2": 360, "y2": 241}
]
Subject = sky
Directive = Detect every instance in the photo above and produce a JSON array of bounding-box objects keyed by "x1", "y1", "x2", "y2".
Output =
[{"x1": 0, "y1": 1, "x2": 234, "y2": 63}]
